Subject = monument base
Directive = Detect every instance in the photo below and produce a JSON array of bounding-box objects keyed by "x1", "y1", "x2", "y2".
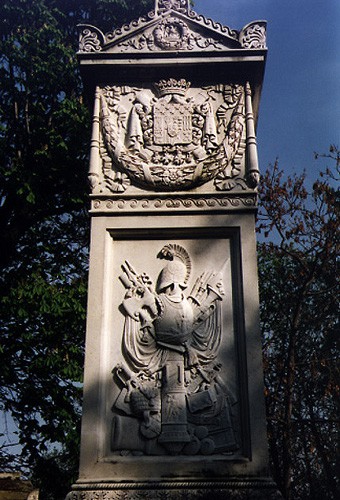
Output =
[{"x1": 66, "y1": 478, "x2": 283, "y2": 499}]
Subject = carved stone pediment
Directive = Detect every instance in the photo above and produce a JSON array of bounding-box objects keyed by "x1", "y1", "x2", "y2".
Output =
[
  {"x1": 104, "y1": 12, "x2": 241, "y2": 53},
  {"x1": 78, "y1": 7, "x2": 266, "y2": 55}
]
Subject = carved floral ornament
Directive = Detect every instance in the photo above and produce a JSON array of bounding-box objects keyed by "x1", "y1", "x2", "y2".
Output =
[
  {"x1": 78, "y1": 20, "x2": 266, "y2": 53},
  {"x1": 89, "y1": 79, "x2": 259, "y2": 194},
  {"x1": 115, "y1": 16, "x2": 233, "y2": 52},
  {"x1": 66, "y1": 481, "x2": 281, "y2": 500},
  {"x1": 156, "y1": 0, "x2": 189, "y2": 14}
]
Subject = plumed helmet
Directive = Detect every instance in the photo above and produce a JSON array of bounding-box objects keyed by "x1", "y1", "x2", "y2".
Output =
[{"x1": 157, "y1": 260, "x2": 187, "y2": 291}]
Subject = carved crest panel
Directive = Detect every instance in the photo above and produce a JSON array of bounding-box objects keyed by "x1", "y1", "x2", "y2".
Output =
[
  {"x1": 153, "y1": 98, "x2": 192, "y2": 145},
  {"x1": 93, "y1": 80, "x2": 251, "y2": 193}
]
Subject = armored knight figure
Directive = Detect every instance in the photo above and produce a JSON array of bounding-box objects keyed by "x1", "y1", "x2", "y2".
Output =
[
  {"x1": 154, "y1": 259, "x2": 194, "y2": 348},
  {"x1": 111, "y1": 244, "x2": 239, "y2": 456}
]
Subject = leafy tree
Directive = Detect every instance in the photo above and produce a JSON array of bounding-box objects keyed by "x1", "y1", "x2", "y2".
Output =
[
  {"x1": 0, "y1": 0, "x2": 154, "y2": 270},
  {"x1": 257, "y1": 146, "x2": 339, "y2": 500},
  {"x1": 0, "y1": 1, "x2": 152, "y2": 499}
]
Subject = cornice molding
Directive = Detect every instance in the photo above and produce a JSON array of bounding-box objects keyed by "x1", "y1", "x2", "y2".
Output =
[{"x1": 90, "y1": 194, "x2": 257, "y2": 214}]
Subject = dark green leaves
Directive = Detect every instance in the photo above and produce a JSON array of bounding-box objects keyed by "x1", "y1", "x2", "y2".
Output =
[{"x1": 0, "y1": 2, "x2": 151, "y2": 497}]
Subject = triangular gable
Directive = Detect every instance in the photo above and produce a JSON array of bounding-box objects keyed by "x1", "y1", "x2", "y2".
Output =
[{"x1": 78, "y1": 8, "x2": 266, "y2": 54}]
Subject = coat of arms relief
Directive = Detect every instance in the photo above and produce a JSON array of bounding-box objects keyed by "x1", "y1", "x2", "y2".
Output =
[{"x1": 90, "y1": 79, "x2": 258, "y2": 194}]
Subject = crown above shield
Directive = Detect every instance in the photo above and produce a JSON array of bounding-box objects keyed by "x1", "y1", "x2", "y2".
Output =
[{"x1": 154, "y1": 78, "x2": 191, "y2": 97}]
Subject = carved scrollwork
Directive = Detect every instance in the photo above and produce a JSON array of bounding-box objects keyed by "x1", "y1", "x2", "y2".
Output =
[
  {"x1": 90, "y1": 195, "x2": 256, "y2": 213},
  {"x1": 104, "y1": 13, "x2": 155, "y2": 44},
  {"x1": 156, "y1": 0, "x2": 189, "y2": 15},
  {"x1": 78, "y1": 7, "x2": 266, "y2": 55},
  {"x1": 187, "y1": 10, "x2": 239, "y2": 42},
  {"x1": 117, "y1": 19, "x2": 226, "y2": 52},
  {"x1": 239, "y1": 21, "x2": 267, "y2": 49},
  {"x1": 96, "y1": 81, "x2": 250, "y2": 193},
  {"x1": 78, "y1": 26, "x2": 104, "y2": 52}
]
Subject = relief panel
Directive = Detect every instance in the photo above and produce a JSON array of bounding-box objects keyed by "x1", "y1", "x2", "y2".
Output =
[
  {"x1": 90, "y1": 80, "x2": 256, "y2": 195},
  {"x1": 105, "y1": 235, "x2": 245, "y2": 458},
  {"x1": 114, "y1": 17, "x2": 234, "y2": 52}
]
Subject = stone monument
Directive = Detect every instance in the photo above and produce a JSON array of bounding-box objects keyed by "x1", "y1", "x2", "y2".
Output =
[{"x1": 66, "y1": 1, "x2": 281, "y2": 498}]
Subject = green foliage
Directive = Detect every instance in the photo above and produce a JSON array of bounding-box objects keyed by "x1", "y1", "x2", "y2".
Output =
[
  {"x1": 0, "y1": 212, "x2": 88, "y2": 499},
  {"x1": 257, "y1": 147, "x2": 339, "y2": 500},
  {"x1": 0, "y1": 0, "x2": 90, "y2": 271},
  {"x1": 0, "y1": 0, "x2": 154, "y2": 271},
  {"x1": 0, "y1": 1, "x2": 153, "y2": 499}
]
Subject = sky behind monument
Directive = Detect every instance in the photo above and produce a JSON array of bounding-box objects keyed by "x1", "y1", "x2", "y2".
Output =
[{"x1": 194, "y1": 0, "x2": 339, "y2": 177}]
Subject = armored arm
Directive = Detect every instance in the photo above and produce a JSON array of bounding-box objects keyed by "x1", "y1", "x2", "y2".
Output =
[
  {"x1": 119, "y1": 260, "x2": 159, "y2": 323},
  {"x1": 189, "y1": 270, "x2": 224, "y2": 325}
]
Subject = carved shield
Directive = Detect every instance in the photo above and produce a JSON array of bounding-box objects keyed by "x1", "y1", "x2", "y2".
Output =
[{"x1": 153, "y1": 100, "x2": 192, "y2": 145}]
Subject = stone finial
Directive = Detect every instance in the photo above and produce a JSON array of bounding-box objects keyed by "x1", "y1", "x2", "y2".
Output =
[{"x1": 155, "y1": 0, "x2": 189, "y2": 15}]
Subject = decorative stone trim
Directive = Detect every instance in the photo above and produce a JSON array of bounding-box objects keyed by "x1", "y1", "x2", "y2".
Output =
[
  {"x1": 78, "y1": 25, "x2": 106, "y2": 52},
  {"x1": 77, "y1": 4, "x2": 267, "y2": 54},
  {"x1": 66, "y1": 480, "x2": 282, "y2": 499},
  {"x1": 71, "y1": 480, "x2": 279, "y2": 489},
  {"x1": 90, "y1": 195, "x2": 257, "y2": 213},
  {"x1": 156, "y1": 0, "x2": 189, "y2": 15},
  {"x1": 116, "y1": 18, "x2": 229, "y2": 52},
  {"x1": 105, "y1": 12, "x2": 156, "y2": 45},
  {"x1": 187, "y1": 10, "x2": 239, "y2": 42},
  {"x1": 67, "y1": 491, "x2": 282, "y2": 500},
  {"x1": 239, "y1": 21, "x2": 267, "y2": 49}
]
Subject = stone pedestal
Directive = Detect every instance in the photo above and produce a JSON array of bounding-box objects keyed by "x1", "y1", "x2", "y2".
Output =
[{"x1": 66, "y1": 1, "x2": 282, "y2": 499}]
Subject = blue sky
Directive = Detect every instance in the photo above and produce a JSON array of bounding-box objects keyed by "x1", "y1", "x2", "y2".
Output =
[{"x1": 194, "y1": 0, "x2": 340, "y2": 178}]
